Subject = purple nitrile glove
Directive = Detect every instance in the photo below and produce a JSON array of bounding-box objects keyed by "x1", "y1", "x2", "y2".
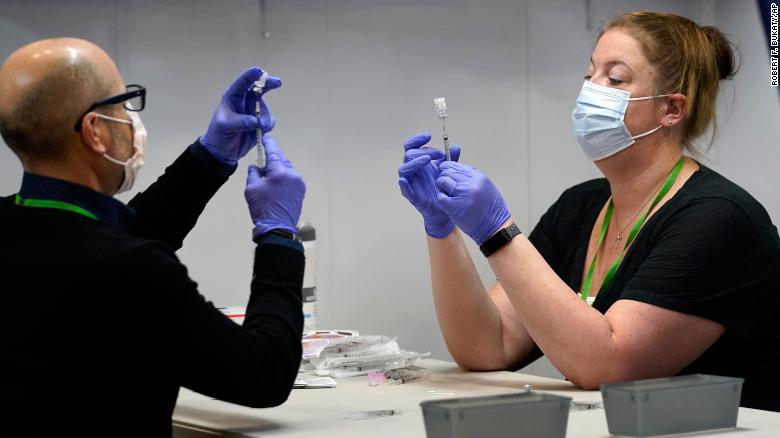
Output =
[
  {"x1": 397, "y1": 132, "x2": 461, "y2": 238},
  {"x1": 245, "y1": 135, "x2": 306, "y2": 240},
  {"x1": 435, "y1": 161, "x2": 511, "y2": 245},
  {"x1": 200, "y1": 67, "x2": 282, "y2": 165}
]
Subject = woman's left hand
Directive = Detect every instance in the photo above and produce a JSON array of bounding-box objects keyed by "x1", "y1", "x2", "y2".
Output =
[{"x1": 435, "y1": 161, "x2": 511, "y2": 245}]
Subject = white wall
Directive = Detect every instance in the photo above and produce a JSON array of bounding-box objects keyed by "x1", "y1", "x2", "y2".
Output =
[
  {"x1": 0, "y1": 0, "x2": 117, "y2": 194},
  {"x1": 708, "y1": 1, "x2": 780, "y2": 222},
  {"x1": 1, "y1": 0, "x2": 777, "y2": 378}
]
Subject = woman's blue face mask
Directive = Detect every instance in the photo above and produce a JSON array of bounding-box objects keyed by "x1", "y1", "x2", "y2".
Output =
[{"x1": 571, "y1": 80, "x2": 670, "y2": 161}]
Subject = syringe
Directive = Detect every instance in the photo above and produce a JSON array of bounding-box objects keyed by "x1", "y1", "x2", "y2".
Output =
[
  {"x1": 433, "y1": 97, "x2": 450, "y2": 161},
  {"x1": 252, "y1": 72, "x2": 269, "y2": 168}
]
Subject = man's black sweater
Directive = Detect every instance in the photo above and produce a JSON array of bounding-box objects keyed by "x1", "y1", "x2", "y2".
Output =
[{"x1": 0, "y1": 143, "x2": 304, "y2": 436}]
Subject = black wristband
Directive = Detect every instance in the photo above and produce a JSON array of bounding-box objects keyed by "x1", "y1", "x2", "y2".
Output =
[{"x1": 479, "y1": 223, "x2": 521, "y2": 257}]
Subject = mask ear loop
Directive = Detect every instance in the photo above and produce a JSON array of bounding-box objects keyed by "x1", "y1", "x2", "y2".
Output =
[
  {"x1": 627, "y1": 93, "x2": 674, "y2": 140},
  {"x1": 94, "y1": 113, "x2": 136, "y2": 165},
  {"x1": 94, "y1": 113, "x2": 132, "y2": 125},
  {"x1": 631, "y1": 124, "x2": 664, "y2": 140},
  {"x1": 626, "y1": 93, "x2": 672, "y2": 101}
]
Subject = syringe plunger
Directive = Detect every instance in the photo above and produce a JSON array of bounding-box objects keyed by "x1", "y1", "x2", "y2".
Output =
[{"x1": 253, "y1": 72, "x2": 269, "y2": 168}]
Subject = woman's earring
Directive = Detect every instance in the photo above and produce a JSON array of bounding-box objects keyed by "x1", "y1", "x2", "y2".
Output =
[{"x1": 668, "y1": 120, "x2": 673, "y2": 126}]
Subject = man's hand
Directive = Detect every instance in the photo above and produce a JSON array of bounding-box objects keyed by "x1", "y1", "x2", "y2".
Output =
[
  {"x1": 245, "y1": 135, "x2": 305, "y2": 240},
  {"x1": 200, "y1": 67, "x2": 282, "y2": 165}
]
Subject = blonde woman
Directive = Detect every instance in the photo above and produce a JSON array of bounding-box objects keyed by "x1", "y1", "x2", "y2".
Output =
[{"x1": 398, "y1": 11, "x2": 780, "y2": 411}]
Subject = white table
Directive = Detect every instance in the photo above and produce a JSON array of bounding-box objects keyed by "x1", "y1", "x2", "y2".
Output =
[{"x1": 172, "y1": 359, "x2": 780, "y2": 437}]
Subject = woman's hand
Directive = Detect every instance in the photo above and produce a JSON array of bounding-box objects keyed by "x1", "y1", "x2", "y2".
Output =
[
  {"x1": 435, "y1": 161, "x2": 510, "y2": 245},
  {"x1": 397, "y1": 132, "x2": 460, "y2": 238}
]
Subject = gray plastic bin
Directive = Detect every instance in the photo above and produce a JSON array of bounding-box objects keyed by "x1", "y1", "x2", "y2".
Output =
[
  {"x1": 600, "y1": 374, "x2": 743, "y2": 437},
  {"x1": 420, "y1": 392, "x2": 571, "y2": 438}
]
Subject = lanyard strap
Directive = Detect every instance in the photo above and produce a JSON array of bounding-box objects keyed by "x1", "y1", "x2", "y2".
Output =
[
  {"x1": 580, "y1": 157, "x2": 685, "y2": 303},
  {"x1": 14, "y1": 193, "x2": 98, "y2": 221}
]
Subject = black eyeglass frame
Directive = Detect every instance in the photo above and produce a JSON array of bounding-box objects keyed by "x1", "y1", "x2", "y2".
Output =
[{"x1": 73, "y1": 84, "x2": 146, "y2": 131}]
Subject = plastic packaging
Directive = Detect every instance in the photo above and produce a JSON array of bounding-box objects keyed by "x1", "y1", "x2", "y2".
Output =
[
  {"x1": 368, "y1": 366, "x2": 429, "y2": 386},
  {"x1": 311, "y1": 351, "x2": 430, "y2": 377}
]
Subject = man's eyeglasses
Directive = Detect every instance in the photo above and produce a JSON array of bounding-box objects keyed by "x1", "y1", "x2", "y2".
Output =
[{"x1": 73, "y1": 84, "x2": 146, "y2": 131}]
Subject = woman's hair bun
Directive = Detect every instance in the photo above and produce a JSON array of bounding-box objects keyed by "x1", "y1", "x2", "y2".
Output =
[{"x1": 701, "y1": 25, "x2": 738, "y2": 80}]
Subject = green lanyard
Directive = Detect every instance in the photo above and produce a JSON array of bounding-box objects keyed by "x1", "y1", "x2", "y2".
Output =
[
  {"x1": 580, "y1": 157, "x2": 685, "y2": 303},
  {"x1": 14, "y1": 193, "x2": 98, "y2": 221}
]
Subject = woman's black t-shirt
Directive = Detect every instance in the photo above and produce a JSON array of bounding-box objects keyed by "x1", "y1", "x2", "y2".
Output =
[{"x1": 528, "y1": 164, "x2": 780, "y2": 411}]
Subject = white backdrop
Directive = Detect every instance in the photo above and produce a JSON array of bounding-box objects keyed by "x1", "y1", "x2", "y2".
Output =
[{"x1": 1, "y1": 0, "x2": 777, "y2": 378}]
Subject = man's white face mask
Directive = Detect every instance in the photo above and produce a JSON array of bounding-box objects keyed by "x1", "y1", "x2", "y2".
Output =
[{"x1": 94, "y1": 110, "x2": 146, "y2": 194}]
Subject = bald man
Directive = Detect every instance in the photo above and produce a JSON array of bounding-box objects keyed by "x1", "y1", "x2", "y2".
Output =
[{"x1": 0, "y1": 38, "x2": 307, "y2": 436}]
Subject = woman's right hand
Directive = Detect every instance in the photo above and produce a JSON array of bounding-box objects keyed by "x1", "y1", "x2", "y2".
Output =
[{"x1": 397, "y1": 132, "x2": 460, "y2": 238}]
